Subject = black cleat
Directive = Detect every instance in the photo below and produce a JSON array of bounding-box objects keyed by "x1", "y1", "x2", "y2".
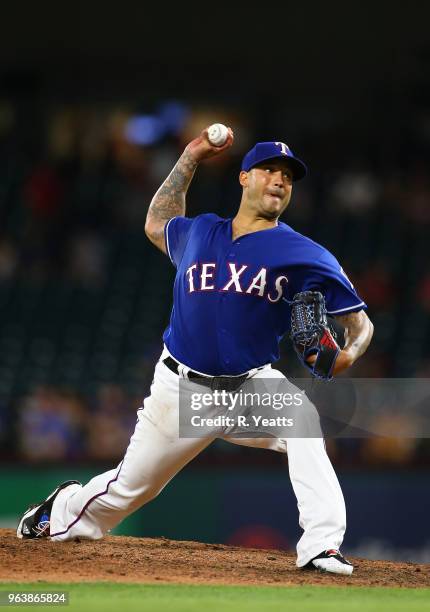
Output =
[{"x1": 16, "y1": 480, "x2": 82, "y2": 539}]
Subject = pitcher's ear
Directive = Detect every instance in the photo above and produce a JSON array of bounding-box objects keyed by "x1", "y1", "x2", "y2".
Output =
[{"x1": 239, "y1": 170, "x2": 249, "y2": 187}]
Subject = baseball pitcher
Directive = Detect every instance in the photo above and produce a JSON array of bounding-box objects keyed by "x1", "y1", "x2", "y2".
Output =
[{"x1": 17, "y1": 127, "x2": 373, "y2": 576}]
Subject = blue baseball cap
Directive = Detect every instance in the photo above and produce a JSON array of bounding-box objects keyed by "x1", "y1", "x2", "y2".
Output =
[{"x1": 241, "y1": 141, "x2": 307, "y2": 181}]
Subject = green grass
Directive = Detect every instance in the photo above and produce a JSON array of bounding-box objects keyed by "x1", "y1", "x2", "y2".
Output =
[{"x1": 0, "y1": 583, "x2": 429, "y2": 612}]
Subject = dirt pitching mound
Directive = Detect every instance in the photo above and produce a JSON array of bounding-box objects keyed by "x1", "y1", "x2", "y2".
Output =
[{"x1": 0, "y1": 529, "x2": 429, "y2": 587}]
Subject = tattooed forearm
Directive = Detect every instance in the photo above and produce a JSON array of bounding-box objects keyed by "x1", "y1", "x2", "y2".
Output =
[
  {"x1": 147, "y1": 149, "x2": 198, "y2": 225},
  {"x1": 145, "y1": 149, "x2": 199, "y2": 253},
  {"x1": 334, "y1": 310, "x2": 374, "y2": 363}
]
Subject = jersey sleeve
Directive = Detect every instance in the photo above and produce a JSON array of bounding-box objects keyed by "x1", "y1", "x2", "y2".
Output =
[
  {"x1": 300, "y1": 250, "x2": 366, "y2": 314},
  {"x1": 164, "y1": 216, "x2": 195, "y2": 267}
]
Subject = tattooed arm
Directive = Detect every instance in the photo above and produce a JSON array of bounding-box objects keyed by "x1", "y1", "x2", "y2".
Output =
[
  {"x1": 332, "y1": 310, "x2": 374, "y2": 375},
  {"x1": 145, "y1": 150, "x2": 198, "y2": 254},
  {"x1": 145, "y1": 126, "x2": 234, "y2": 254}
]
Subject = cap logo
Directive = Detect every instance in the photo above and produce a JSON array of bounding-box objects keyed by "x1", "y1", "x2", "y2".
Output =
[{"x1": 275, "y1": 142, "x2": 290, "y2": 156}]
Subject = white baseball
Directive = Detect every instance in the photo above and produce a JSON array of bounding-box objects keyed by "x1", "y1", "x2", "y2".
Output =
[{"x1": 207, "y1": 123, "x2": 229, "y2": 147}]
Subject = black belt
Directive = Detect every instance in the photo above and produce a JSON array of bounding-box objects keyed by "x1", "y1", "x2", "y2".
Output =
[{"x1": 163, "y1": 356, "x2": 251, "y2": 392}]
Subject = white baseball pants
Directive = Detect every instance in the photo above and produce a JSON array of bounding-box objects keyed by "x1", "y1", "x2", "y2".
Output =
[{"x1": 50, "y1": 347, "x2": 346, "y2": 567}]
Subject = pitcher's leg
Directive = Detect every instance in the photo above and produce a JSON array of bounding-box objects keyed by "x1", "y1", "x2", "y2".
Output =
[
  {"x1": 51, "y1": 412, "x2": 210, "y2": 540},
  {"x1": 222, "y1": 366, "x2": 346, "y2": 567},
  {"x1": 223, "y1": 438, "x2": 345, "y2": 566},
  {"x1": 50, "y1": 406, "x2": 212, "y2": 541},
  {"x1": 286, "y1": 436, "x2": 346, "y2": 566},
  {"x1": 48, "y1": 358, "x2": 214, "y2": 541}
]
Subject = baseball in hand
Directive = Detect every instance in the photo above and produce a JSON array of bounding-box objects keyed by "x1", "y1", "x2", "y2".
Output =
[{"x1": 207, "y1": 123, "x2": 229, "y2": 147}]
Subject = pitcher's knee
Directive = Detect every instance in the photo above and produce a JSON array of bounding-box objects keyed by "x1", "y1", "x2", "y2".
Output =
[
  {"x1": 108, "y1": 482, "x2": 161, "y2": 513},
  {"x1": 137, "y1": 484, "x2": 162, "y2": 505}
]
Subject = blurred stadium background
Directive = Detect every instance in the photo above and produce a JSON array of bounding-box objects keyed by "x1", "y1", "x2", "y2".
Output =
[{"x1": 1, "y1": 2, "x2": 430, "y2": 561}]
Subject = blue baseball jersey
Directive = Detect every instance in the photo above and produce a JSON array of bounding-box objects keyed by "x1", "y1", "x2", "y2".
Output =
[{"x1": 163, "y1": 213, "x2": 366, "y2": 375}]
